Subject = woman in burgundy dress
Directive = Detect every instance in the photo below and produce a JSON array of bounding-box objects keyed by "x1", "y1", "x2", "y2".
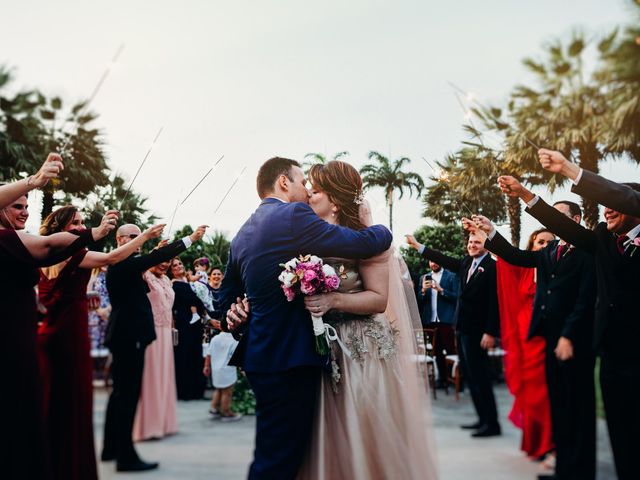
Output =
[
  {"x1": 37, "y1": 206, "x2": 164, "y2": 480},
  {"x1": 0, "y1": 153, "x2": 117, "y2": 480}
]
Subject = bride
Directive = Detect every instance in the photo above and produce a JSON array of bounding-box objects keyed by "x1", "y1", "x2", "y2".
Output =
[{"x1": 298, "y1": 160, "x2": 438, "y2": 480}]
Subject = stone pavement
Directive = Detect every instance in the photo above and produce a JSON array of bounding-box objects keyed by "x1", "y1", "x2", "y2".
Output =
[{"x1": 94, "y1": 385, "x2": 616, "y2": 480}]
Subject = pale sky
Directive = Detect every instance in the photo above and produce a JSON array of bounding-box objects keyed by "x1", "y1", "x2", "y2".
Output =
[{"x1": 3, "y1": 0, "x2": 636, "y2": 247}]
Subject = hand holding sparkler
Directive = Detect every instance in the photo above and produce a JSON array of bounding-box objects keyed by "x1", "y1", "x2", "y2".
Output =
[
  {"x1": 497, "y1": 175, "x2": 535, "y2": 203},
  {"x1": 404, "y1": 234, "x2": 424, "y2": 252},
  {"x1": 538, "y1": 149, "x2": 581, "y2": 181},
  {"x1": 30, "y1": 153, "x2": 65, "y2": 188},
  {"x1": 189, "y1": 225, "x2": 208, "y2": 243}
]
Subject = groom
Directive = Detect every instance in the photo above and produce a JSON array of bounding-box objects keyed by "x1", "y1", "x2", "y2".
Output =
[{"x1": 219, "y1": 157, "x2": 392, "y2": 479}]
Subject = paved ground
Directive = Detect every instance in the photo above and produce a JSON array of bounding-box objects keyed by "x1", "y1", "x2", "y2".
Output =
[{"x1": 94, "y1": 385, "x2": 616, "y2": 480}]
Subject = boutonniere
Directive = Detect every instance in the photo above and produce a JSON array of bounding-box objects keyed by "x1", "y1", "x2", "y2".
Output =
[
  {"x1": 477, "y1": 266, "x2": 485, "y2": 274},
  {"x1": 629, "y1": 237, "x2": 640, "y2": 257}
]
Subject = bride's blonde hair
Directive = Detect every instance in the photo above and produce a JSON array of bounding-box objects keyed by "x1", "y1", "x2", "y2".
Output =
[{"x1": 308, "y1": 161, "x2": 366, "y2": 231}]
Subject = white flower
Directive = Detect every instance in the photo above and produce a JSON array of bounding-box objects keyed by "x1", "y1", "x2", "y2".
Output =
[
  {"x1": 284, "y1": 258, "x2": 298, "y2": 270},
  {"x1": 322, "y1": 264, "x2": 337, "y2": 277},
  {"x1": 278, "y1": 270, "x2": 296, "y2": 287},
  {"x1": 308, "y1": 255, "x2": 322, "y2": 264}
]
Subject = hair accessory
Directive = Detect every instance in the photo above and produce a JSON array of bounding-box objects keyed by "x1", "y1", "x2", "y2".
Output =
[{"x1": 353, "y1": 190, "x2": 365, "y2": 205}]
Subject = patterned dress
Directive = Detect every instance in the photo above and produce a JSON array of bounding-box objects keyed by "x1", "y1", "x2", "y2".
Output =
[{"x1": 299, "y1": 256, "x2": 439, "y2": 480}]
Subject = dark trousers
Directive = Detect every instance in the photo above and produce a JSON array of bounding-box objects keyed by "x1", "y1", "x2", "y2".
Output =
[
  {"x1": 457, "y1": 332, "x2": 499, "y2": 428},
  {"x1": 424, "y1": 323, "x2": 455, "y2": 383},
  {"x1": 102, "y1": 343, "x2": 146, "y2": 464},
  {"x1": 246, "y1": 367, "x2": 320, "y2": 480},
  {"x1": 600, "y1": 352, "x2": 640, "y2": 480},
  {"x1": 544, "y1": 339, "x2": 595, "y2": 480}
]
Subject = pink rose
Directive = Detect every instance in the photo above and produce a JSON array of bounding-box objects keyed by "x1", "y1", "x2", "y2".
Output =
[
  {"x1": 324, "y1": 275, "x2": 340, "y2": 290},
  {"x1": 300, "y1": 281, "x2": 317, "y2": 295},
  {"x1": 633, "y1": 237, "x2": 640, "y2": 247},
  {"x1": 303, "y1": 269, "x2": 318, "y2": 282},
  {"x1": 282, "y1": 285, "x2": 296, "y2": 302}
]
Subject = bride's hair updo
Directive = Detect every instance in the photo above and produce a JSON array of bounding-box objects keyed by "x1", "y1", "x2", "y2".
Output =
[{"x1": 308, "y1": 161, "x2": 366, "y2": 231}]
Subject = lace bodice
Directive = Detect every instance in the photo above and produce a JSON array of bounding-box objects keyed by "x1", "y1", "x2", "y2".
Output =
[{"x1": 321, "y1": 257, "x2": 399, "y2": 392}]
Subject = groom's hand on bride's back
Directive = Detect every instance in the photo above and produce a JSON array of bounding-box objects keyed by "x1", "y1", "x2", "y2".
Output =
[{"x1": 225, "y1": 296, "x2": 250, "y2": 331}]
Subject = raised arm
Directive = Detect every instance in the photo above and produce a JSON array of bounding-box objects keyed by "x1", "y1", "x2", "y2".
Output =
[
  {"x1": 293, "y1": 203, "x2": 392, "y2": 259},
  {"x1": 572, "y1": 170, "x2": 640, "y2": 217},
  {"x1": 18, "y1": 212, "x2": 117, "y2": 266},
  {"x1": 79, "y1": 224, "x2": 165, "y2": 269},
  {"x1": 538, "y1": 149, "x2": 640, "y2": 217},
  {"x1": 405, "y1": 234, "x2": 463, "y2": 272},
  {"x1": 526, "y1": 199, "x2": 597, "y2": 253},
  {"x1": 0, "y1": 153, "x2": 64, "y2": 209},
  {"x1": 305, "y1": 250, "x2": 391, "y2": 317},
  {"x1": 126, "y1": 225, "x2": 207, "y2": 273},
  {"x1": 497, "y1": 175, "x2": 597, "y2": 253}
]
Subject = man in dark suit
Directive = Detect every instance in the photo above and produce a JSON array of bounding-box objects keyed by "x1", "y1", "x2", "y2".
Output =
[
  {"x1": 466, "y1": 205, "x2": 596, "y2": 480},
  {"x1": 407, "y1": 232, "x2": 501, "y2": 437},
  {"x1": 218, "y1": 157, "x2": 392, "y2": 479},
  {"x1": 416, "y1": 259, "x2": 459, "y2": 387},
  {"x1": 499, "y1": 170, "x2": 640, "y2": 480},
  {"x1": 101, "y1": 224, "x2": 207, "y2": 472}
]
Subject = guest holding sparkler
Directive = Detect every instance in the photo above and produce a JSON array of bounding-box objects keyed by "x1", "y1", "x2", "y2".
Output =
[
  {"x1": 0, "y1": 153, "x2": 116, "y2": 480},
  {"x1": 37, "y1": 206, "x2": 165, "y2": 480},
  {"x1": 101, "y1": 224, "x2": 207, "y2": 472}
]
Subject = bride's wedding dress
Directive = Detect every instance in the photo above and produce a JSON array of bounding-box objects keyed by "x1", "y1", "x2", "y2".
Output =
[{"x1": 299, "y1": 251, "x2": 439, "y2": 480}]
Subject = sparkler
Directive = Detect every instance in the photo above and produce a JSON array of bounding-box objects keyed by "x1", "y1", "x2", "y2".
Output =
[
  {"x1": 180, "y1": 155, "x2": 225, "y2": 206},
  {"x1": 59, "y1": 44, "x2": 125, "y2": 154},
  {"x1": 447, "y1": 81, "x2": 542, "y2": 151},
  {"x1": 167, "y1": 197, "x2": 180, "y2": 239},
  {"x1": 421, "y1": 157, "x2": 475, "y2": 217},
  {"x1": 214, "y1": 166, "x2": 247, "y2": 214},
  {"x1": 119, "y1": 126, "x2": 164, "y2": 210}
]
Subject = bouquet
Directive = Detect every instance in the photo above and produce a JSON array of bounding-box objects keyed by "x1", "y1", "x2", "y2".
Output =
[{"x1": 278, "y1": 254, "x2": 341, "y2": 355}]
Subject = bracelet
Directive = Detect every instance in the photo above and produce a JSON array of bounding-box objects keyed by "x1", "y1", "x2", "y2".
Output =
[{"x1": 26, "y1": 175, "x2": 35, "y2": 187}]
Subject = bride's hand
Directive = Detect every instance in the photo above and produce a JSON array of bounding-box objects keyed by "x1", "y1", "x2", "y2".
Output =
[
  {"x1": 304, "y1": 294, "x2": 335, "y2": 317},
  {"x1": 358, "y1": 199, "x2": 373, "y2": 227}
]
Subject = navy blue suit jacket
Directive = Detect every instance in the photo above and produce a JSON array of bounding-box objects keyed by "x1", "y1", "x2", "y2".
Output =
[
  {"x1": 416, "y1": 269, "x2": 459, "y2": 326},
  {"x1": 219, "y1": 198, "x2": 393, "y2": 373}
]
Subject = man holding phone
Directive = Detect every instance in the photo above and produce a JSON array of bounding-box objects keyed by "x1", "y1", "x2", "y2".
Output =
[{"x1": 417, "y1": 260, "x2": 459, "y2": 388}]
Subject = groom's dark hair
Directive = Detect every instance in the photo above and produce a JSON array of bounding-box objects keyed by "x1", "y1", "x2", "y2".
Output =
[{"x1": 257, "y1": 157, "x2": 301, "y2": 199}]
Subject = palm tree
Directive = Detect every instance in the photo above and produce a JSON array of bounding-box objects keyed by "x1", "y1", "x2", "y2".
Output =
[
  {"x1": 598, "y1": 12, "x2": 640, "y2": 161},
  {"x1": 422, "y1": 147, "x2": 507, "y2": 231},
  {"x1": 0, "y1": 65, "x2": 110, "y2": 216},
  {"x1": 302, "y1": 151, "x2": 349, "y2": 173},
  {"x1": 360, "y1": 151, "x2": 424, "y2": 232},
  {"x1": 502, "y1": 32, "x2": 615, "y2": 228}
]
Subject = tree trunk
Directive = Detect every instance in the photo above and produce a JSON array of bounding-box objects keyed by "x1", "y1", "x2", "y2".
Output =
[
  {"x1": 41, "y1": 190, "x2": 54, "y2": 219},
  {"x1": 578, "y1": 144, "x2": 600, "y2": 230},
  {"x1": 387, "y1": 190, "x2": 394, "y2": 232},
  {"x1": 507, "y1": 195, "x2": 522, "y2": 247}
]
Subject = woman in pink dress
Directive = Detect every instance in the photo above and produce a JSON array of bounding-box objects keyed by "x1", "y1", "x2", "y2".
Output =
[{"x1": 134, "y1": 259, "x2": 179, "y2": 440}]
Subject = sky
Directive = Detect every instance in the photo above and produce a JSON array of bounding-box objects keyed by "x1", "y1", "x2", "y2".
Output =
[{"x1": 2, "y1": 0, "x2": 637, "y2": 247}]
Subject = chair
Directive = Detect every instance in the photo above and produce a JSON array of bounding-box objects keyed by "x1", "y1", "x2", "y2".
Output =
[
  {"x1": 445, "y1": 337, "x2": 462, "y2": 400},
  {"x1": 413, "y1": 329, "x2": 437, "y2": 399}
]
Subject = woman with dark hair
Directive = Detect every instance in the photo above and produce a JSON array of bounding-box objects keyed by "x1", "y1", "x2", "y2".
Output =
[
  {"x1": 0, "y1": 153, "x2": 117, "y2": 480},
  {"x1": 169, "y1": 257, "x2": 206, "y2": 400},
  {"x1": 37, "y1": 205, "x2": 164, "y2": 480},
  {"x1": 297, "y1": 161, "x2": 438, "y2": 479},
  {"x1": 496, "y1": 227, "x2": 556, "y2": 466}
]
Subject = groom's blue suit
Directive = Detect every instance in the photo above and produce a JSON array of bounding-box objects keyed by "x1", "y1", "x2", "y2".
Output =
[{"x1": 219, "y1": 198, "x2": 392, "y2": 479}]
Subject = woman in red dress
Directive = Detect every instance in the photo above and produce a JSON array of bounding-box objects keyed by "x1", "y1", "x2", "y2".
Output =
[
  {"x1": 0, "y1": 153, "x2": 116, "y2": 480},
  {"x1": 37, "y1": 206, "x2": 164, "y2": 480},
  {"x1": 496, "y1": 228, "x2": 556, "y2": 463}
]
